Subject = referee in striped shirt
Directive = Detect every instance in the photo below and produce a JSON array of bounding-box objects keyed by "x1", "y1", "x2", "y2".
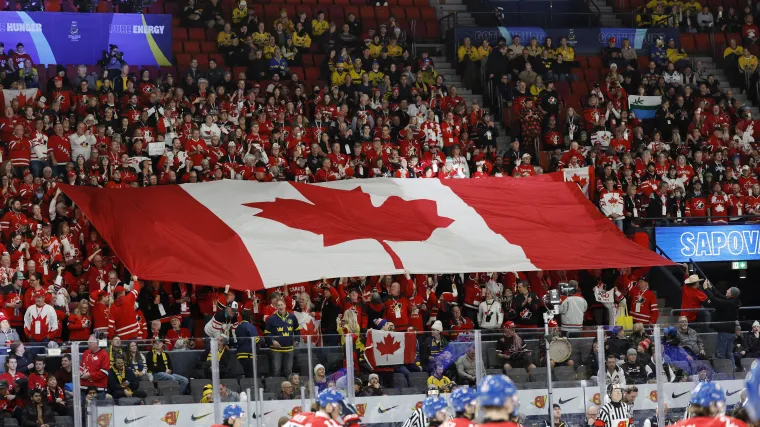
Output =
[{"x1": 595, "y1": 384, "x2": 634, "y2": 427}]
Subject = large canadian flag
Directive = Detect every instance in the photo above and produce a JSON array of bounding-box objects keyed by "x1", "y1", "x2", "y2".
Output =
[
  {"x1": 364, "y1": 329, "x2": 417, "y2": 368},
  {"x1": 60, "y1": 179, "x2": 671, "y2": 291}
]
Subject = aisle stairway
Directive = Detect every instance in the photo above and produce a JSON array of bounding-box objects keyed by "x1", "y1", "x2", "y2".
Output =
[
  {"x1": 594, "y1": 0, "x2": 624, "y2": 27},
  {"x1": 697, "y1": 54, "x2": 760, "y2": 117},
  {"x1": 434, "y1": 0, "x2": 475, "y2": 26},
  {"x1": 430, "y1": 51, "x2": 512, "y2": 152}
]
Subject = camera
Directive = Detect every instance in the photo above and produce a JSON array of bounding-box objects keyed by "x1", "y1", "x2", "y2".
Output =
[{"x1": 543, "y1": 289, "x2": 561, "y2": 316}]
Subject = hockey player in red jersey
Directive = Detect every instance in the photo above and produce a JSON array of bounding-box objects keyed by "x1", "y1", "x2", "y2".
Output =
[
  {"x1": 670, "y1": 382, "x2": 746, "y2": 427},
  {"x1": 443, "y1": 387, "x2": 477, "y2": 427},
  {"x1": 284, "y1": 389, "x2": 345, "y2": 427},
  {"x1": 477, "y1": 375, "x2": 521, "y2": 427}
]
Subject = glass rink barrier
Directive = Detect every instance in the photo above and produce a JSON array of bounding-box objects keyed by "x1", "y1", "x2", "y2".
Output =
[{"x1": 19, "y1": 321, "x2": 750, "y2": 427}]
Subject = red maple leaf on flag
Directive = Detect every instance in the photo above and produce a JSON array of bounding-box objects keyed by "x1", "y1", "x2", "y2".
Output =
[
  {"x1": 376, "y1": 333, "x2": 401, "y2": 359},
  {"x1": 244, "y1": 183, "x2": 454, "y2": 269},
  {"x1": 570, "y1": 174, "x2": 588, "y2": 189}
]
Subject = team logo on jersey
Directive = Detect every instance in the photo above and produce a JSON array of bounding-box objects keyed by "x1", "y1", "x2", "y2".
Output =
[
  {"x1": 695, "y1": 200, "x2": 705, "y2": 209},
  {"x1": 531, "y1": 395, "x2": 547, "y2": 408},
  {"x1": 97, "y1": 414, "x2": 112, "y2": 427},
  {"x1": 161, "y1": 411, "x2": 179, "y2": 425},
  {"x1": 590, "y1": 393, "x2": 601, "y2": 405},
  {"x1": 648, "y1": 390, "x2": 658, "y2": 402},
  {"x1": 289, "y1": 406, "x2": 302, "y2": 416}
]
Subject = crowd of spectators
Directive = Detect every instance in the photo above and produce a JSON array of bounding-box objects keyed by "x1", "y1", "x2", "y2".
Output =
[{"x1": 457, "y1": 27, "x2": 760, "y2": 230}]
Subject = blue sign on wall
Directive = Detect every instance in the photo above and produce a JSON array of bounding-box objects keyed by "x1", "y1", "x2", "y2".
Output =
[
  {"x1": 655, "y1": 225, "x2": 760, "y2": 263},
  {"x1": 0, "y1": 12, "x2": 172, "y2": 66}
]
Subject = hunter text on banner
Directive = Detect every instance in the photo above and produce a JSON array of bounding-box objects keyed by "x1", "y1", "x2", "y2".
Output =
[{"x1": 0, "y1": 12, "x2": 172, "y2": 66}]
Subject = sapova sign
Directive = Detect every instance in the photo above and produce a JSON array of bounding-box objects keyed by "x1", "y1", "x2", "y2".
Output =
[{"x1": 655, "y1": 225, "x2": 760, "y2": 262}]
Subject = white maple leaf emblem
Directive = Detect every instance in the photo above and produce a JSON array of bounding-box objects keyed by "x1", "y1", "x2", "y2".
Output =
[{"x1": 714, "y1": 204, "x2": 725, "y2": 212}]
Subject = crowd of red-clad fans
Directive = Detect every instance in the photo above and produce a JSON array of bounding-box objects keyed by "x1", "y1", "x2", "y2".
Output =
[{"x1": 0, "y1": 0, "x2": 752, "y2": 418}]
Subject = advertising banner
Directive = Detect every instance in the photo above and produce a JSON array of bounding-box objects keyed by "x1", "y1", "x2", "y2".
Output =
[
  {"x1": 101, "y1": 379, "x2": 747, "y2": 427},
  {"x1": 655, "y1": 224, "x2": 760, "y2": 263},
  {"x1": 0, "y1": 12, "x2": 171, "y2": 66},
  {"x1": 455, "y1": 27, "x2": 679, "y2": 54}
]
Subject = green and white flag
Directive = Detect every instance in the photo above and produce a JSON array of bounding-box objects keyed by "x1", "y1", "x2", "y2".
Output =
[{"x1": 628, "y1": 95, "x2": 661, "y2": 119}]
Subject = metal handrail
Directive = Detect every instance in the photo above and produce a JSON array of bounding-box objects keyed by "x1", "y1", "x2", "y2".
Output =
[
  {"x1": 671, "y1": 308, "x2": 716, "y2": 314},
  {"x1": 447, "y1": 10, "x2": 608, "y2": 28}
]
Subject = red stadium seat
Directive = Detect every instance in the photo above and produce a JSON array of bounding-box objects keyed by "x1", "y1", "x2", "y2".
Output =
[
  {"x1": 637, "y1": 55, "x2": 649, "y2": 69},
  {"x1": 680, "y1": 34, "x2": 695, "y2": 53},
  {"x1": 206, "y1": 28, "x2": 219, "y2": 42},
  {"x1": 44, "y1": 0, "x2": 61, "y2": 11},
  {"x1": 264, "y1": 5, "x2": 280, "y2": 21},
  {"x1": 176, "y1": 53, "x2": 192, "y2": 68},
  {"x1": 164, "y1": 2, "x2": 179, "y2": 14},
  {"x1": 194, "y1": 53, "x2": 209, "y2": 66},
  {"x1": 188, "y1": 28, "x2": 205, "y2": 40},
  {"x1": 420, "y1": 6, "x2": 435, "y2": 19},
  {"x1": 329, "y1": 6, "x2": 345, "y2": 23},
  {"x1": 694, "y1": 33, "x2": 710, "y2": 53},
  {"x1": 390, "y1": 6, "x2": 405, "y2": 17},
  {"x1": 583, "y1": 68, "x2": 599, "y2": 83},
  {"x1": 209, "y1": 53, "x2": 223, "y2": 64},
  {"x1": 184, "y1": 41, "x2": 201, "y2": 53},
  {"x1": 345, "y1": 6, "x2": 359, "y2": 17},
  {"x1": 398, "y1": 0, "x2": 413, "y2": 5},
  {"x1": 174, "y1": 28, "x2": 189, "y2": 40},
  {"x1": 713, "y1": 32, "x2": 726, "y2": 48},
  {"x1": 375, "y1": 6, "x2": 390, "y2": 20},
  {"x1": 316, "y1": 0, "x2": 332, "y2": 4},
  {"x1": 360, "y1": 6, "x2": 375, "y2": 19},
  {"x1": 571, "y1": 81, "x2": 588, "y2": 95},
  {"x1": 201, "y1": 41, "x2": 216, "y2": 52},
  {"x1": 172, "y1": 41, "x2": 184, "y2": 53},
  {"x1": 405, "y1": 7, "x2": 420, "y2": 19},
  {"x1": 305, "y1": 67, "x2": 320, "y2": 81},
  {"x1": 587, "y1": 56, "x2": 602, "y2": 69},
  {"x1": 575, "y1": 56, "x2": 588, "y2": 68}
]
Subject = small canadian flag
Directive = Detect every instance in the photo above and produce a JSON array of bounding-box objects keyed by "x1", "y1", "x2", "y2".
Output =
[
  {"x1": 562, "y1": 166, "x2": 593, "y2": 198},
  {"x1": 364, "y1": 329, "x2": 417, "y2": 368}
]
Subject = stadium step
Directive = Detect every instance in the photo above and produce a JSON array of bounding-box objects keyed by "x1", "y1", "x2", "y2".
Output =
[
  {"x1": 429, "y1": 54, "x2": 511, "y2": 153},
  {"x1": 693, "y1": 55, "x2": 760, "y2": 117},
  {"x1": 594, "y1": 0, "x2": 623, "y2": 26}
]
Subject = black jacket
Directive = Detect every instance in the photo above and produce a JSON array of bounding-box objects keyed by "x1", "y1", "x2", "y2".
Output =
[
  {"x1": 22, "y1": 402, "x2": 55, "y2": 427},
  {"x1": 746, "y1": 332, "x2": 760, "y2": 357},
  {"x1": 486, "y1": 50, "x2": 509, "y2": 79},
  {"x1": 704, "y1": 286, "x2": 741, "y2": 333},
  {"x1": 108, "y1": 367, "x2": 141, "y2": 396}
]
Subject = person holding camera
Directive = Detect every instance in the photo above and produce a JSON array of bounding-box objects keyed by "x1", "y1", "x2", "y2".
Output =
[{"x1": 558, "y1": 281, "x2": 587, "y2": 336}]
